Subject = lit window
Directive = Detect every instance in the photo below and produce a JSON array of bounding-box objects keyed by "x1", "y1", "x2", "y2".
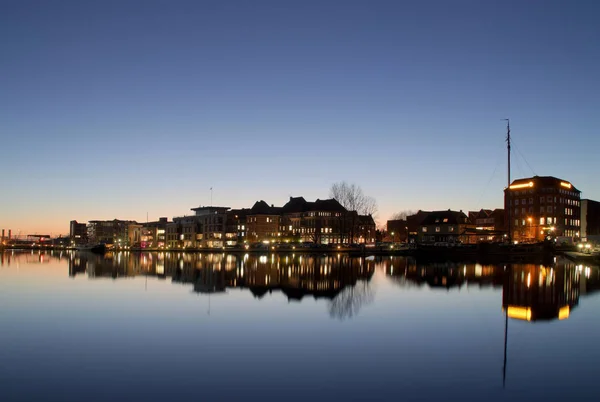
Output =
[
  {"x1": 435, "y1": 227, "x2": 441, "y2": 232},
  {"x1": 422, "y1": 227, "x2": 428, "y2": 232},
  {"x1": 540, "y1": 217, "x2": 545, "y2": 225}
]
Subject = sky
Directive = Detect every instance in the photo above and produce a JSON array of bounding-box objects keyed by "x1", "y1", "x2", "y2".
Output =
[{"x1": 1, "y1": 0, "x2": 599, "y2": 236}]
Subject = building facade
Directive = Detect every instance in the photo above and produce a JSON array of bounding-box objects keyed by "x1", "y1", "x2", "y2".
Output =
[
  {"x1": 279, "y1": 197, "x2": 350, "y2": 244},
  {"x1": 87, "y1": 219, "x2": 138, "y2": 246},
  {"x1": 141, "y1": 217, "x2": 168, "y2": 249},
  {"x1": 246, "y1": 201, "x2": 281, "y2": 243},
  {"x1": 69, "y1": 220, "x2": 88, "y2": 245},
  {"x1": 581, "y1": 199, "x2": 600, "y2": 242},
  {"x1": 467, "y1": 209, "x2": 506, "y2": 242},
  {"x1": 418, "y1": 210, "x2": 474, "y2": 244},
  {"x1": 504, "y1": 176, "x2": 581, "y2": 242}
]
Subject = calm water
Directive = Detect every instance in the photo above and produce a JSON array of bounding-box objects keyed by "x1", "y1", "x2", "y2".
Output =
[{"x1": 1, "y1": 250, "x2": 599, "y2": 402}]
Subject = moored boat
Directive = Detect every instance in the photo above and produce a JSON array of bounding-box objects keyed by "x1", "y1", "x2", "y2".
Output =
[{"x1": 75, "y1": 243, "x2": 106, "y2": 254}]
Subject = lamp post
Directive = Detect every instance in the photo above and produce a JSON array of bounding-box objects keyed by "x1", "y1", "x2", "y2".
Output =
[
  {"x1": 391, "y1": 232, "x2": 395, "y2": 243},
  {"x1": 527, "y1": 217, "x2": 533, "y2": 241},
  {"x1": 405, "y1": 226, "x2": 409, "y2": 243}
]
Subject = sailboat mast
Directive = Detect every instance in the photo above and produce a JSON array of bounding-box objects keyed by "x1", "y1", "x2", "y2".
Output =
[
  {"x1": 505, "y1": 119, "x2": 511, "y2": 243},
  {"x1": 506, "y1": 119, "x2": 511, "y2": 188}
]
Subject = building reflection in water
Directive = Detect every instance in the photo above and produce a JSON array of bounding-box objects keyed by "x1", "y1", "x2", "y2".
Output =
[
  {"x1": 381, "y1": 256, "x2": 505, "y2": 290},
  {"x1": 65, "y1": 251, "x2": 376, "y2": 319},
  {"x1": 0, "y1": 249, "x2": 68, "y2": 268},
  {"x1": 4, "y1": 249, "x2": 599, "y2": 322},
  {"x1": 380, "y1": 255, "x2": 600, "y2": 323},
  {"x1": 503, "y1": 262, "x2": 579, "y2": 322}
]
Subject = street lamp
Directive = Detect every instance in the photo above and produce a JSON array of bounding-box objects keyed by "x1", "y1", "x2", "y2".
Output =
[
  {"x1": 391, "y1": 232, "x2": 395, "y2": 243},
  {"x1": 527, "y1": 217, "x2": 533, "y2": 241}
]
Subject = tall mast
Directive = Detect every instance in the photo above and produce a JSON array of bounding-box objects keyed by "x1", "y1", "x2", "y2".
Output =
[{"x1": 505, "y1": 119, "x2": 511, "y2": 243}]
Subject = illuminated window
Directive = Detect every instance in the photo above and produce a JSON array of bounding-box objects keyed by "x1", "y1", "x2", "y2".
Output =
[
  {"x1": 435, "y1": 227, "x2": 441, "y2": 232},
  {"x1": 540, "y1": 217, "x2": 545, "y2": 225},
  {"x1": 422, "y1": 227, "x2": 428, "y2": 232}
]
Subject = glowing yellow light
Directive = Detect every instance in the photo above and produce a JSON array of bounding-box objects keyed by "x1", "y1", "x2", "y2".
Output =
[
  {"x1": 558, "y1": 306, "x2": 570, "y2": 320},
  {"x1": 560, "y1": 182, "x2": 572, "y2": 189},
  {"x1": 509, "y1": 181, "x2": 534, "y2": 190},
  {"x1": 507, "y1": 306, "x2": 532, "y2": 321}
]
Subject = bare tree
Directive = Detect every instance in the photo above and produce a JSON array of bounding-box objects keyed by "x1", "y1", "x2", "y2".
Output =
[
  {"x1": 390, "y1": 210, "x2": 417, "y2": 221},
  {"x1": 330, "y1": 181, "x2": 378, "y2": 242},
  {"x1": 328, "y1": 280, "x2": 375, "y2": 320},
  {"x1": 330, "y1": 181, "x2": 378, "y2": 216}
]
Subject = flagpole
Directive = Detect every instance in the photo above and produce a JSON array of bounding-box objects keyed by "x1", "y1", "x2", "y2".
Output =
[{"x1": 210, "y1": 187, "x2": 213, "y2": 207}]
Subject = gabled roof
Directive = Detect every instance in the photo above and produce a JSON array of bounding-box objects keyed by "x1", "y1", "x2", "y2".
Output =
[
  {"x1": 281, "y1": 197, "x2": 308, "y2": 213},
  {"x1": 421, "y1": 210, "x2": 469, "y2": 225},
  {"x1": 281, "y1": 196, "x2": 348, "y2": 214},
  {"x1": 309, "y1": 198, "x2": 347, "y2": 213},
  {"x1": 249, "y1": 200, "x2": 281, "y2": 215}
]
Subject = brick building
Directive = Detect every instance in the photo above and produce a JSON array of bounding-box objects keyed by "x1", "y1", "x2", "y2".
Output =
[{"x1": 504, "y1": 176, "x2": 581, "y2": 242}]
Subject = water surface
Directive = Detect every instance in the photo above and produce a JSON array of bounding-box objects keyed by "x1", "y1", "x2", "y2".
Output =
[{"x1": 1, "y1": 250, "x2": 599, "y2": 401}]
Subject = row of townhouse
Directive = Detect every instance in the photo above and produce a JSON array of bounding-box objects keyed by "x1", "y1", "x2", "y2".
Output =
[
  {"x1": 164, "y1": 196, "x2": 376, "y2": 249},
  {"x1": 387, "y1": 209, "x2": 505, "y2": 245},
  {"x1": 69, "y1": 218, "x2": 168, "y2": 248},
  {"x1": 387, "y1": 176, "x2": 600, "y2": 245}
]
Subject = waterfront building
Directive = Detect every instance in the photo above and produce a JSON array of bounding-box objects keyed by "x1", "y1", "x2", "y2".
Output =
[
  {"x1": 141, "y1": 217, "x2": 168, "y2": 249},
  {"x1": 356, "y1": 215, "x2": 376, "y2": 243},
  {"x1": 386, "y1": 219, "x2": 408, "y2": 243},
  {"x1": 165, "y1": 220, "x2": 183, "y2": 249},
  {"x1": 69, "y1": 220, "x2": 88, "y2": 245},
  {"x1": 86, "y1": 219, "x2": 139, "y2": 246},
  {"x1": 504, "y1": 176, "x2": 581, "y2": 242},
  {"x1": 191, "y1": 206, "x2": 229, "y2": 248},
  {"x1": 418, "y1": 210, "x2": 474, "y2": 244},
  {"x1": 246, "y1": 200, "x2": 281, "y2": 243},
  {"x1": 279, "y1": 197, "x2": 350, "y2": 244},
  {"x1": 226, "y1": 208, "x2": 250, "y2": 246},
  {"x1": 466, "y1": 209, "x2": 506, "y2": 242},
  {"x1": 581, "y1": 199, "x2": 600, "y2": 243}
]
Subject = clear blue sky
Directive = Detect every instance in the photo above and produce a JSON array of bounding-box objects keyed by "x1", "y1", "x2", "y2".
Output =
[{"x1": 1, "y1": 0, "x2": 599, "y2": 235}]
